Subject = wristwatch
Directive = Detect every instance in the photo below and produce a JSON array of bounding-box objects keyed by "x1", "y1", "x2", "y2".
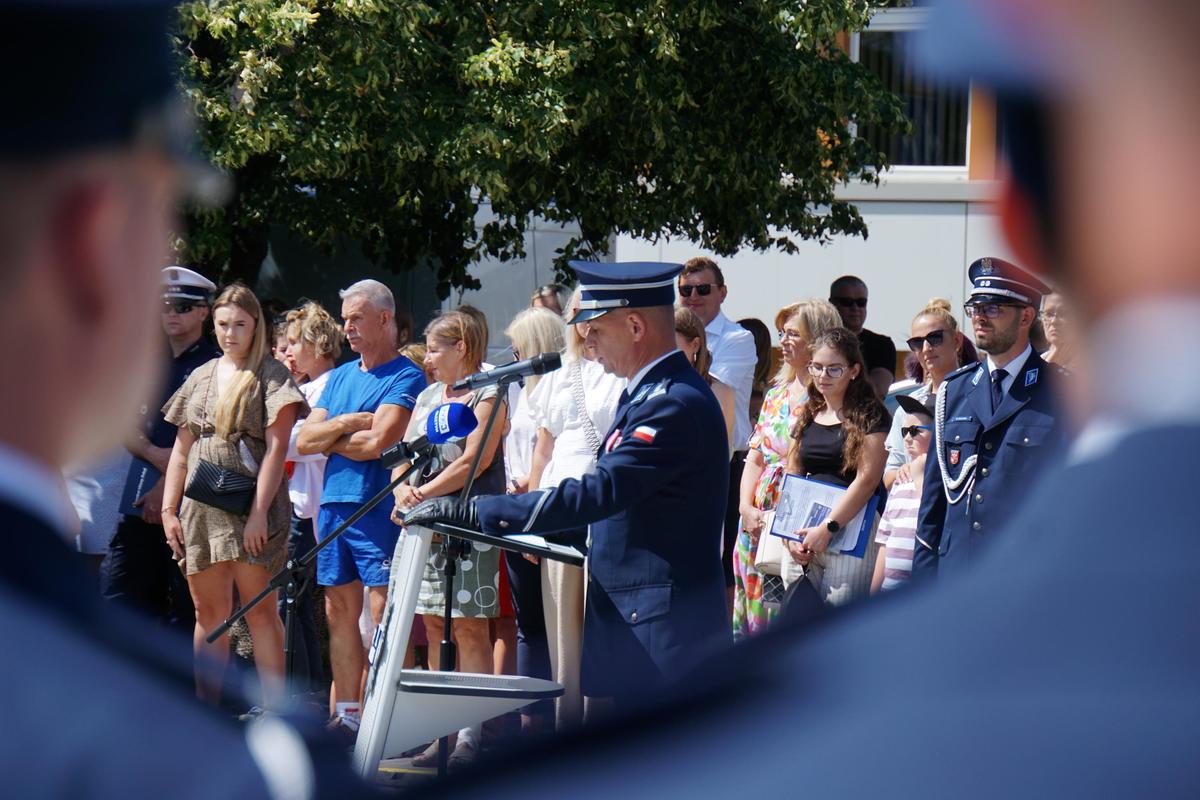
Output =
[{"x1": 824, "y1": 519, "x2": 841, "y2": 534}]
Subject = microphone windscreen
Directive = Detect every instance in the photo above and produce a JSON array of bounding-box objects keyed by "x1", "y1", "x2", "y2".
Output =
[
  {"x1": 534, "y1": 351, "x2": 562, "y2": 373},
  {"x1": 424, "y1": 403, "x2": 479, "y2": 444}
]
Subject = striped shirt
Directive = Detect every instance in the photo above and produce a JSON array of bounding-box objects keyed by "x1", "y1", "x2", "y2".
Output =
[{"x1": 875, "y1": 480, "x2": 920, "y2": 591}]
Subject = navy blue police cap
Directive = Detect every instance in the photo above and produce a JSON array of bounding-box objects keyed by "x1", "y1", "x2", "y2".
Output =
[
  {"x1": 1, "y1": 0, "x2": 227, "y2": 204},
  {"x1": 569, "y1": 261, "x2": 684, "y2": 324},
  {"x1": 967, "y1": 257, "x2": 1051, "y2": 307}
]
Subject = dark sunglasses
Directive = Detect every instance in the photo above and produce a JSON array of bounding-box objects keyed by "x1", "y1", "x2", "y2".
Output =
[
  {"x1": 901, "y1": 425, "x2": 932, "y2": 438},
  {"x1": 679, "y1": 283, "x2": 716, "y2": 297},
  {"x1": 830, "y1": 296, "x2": 868, "y2": 308},
  {"x1": 163, "y1": 301, "x2": 200, "y2": 314},
  {"x1": 906, "y1": 329, "x2": 948, "y2": 351}
]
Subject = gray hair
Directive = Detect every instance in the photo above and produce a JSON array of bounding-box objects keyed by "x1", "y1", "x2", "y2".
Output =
[{"x1": 339, "y1": 279, "x2": 395, "y2": 314}]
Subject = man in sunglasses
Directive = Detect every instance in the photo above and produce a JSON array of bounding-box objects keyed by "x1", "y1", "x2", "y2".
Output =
[
  {"x1": 911, "y1": 256, "x2": 1068, "y2": 580},
  {"x1": 100, "y1": 266, "x2": 218, "y2": 633},
  {"x1": 829, "y1": 275, "x2": 896, "y2": 399}
]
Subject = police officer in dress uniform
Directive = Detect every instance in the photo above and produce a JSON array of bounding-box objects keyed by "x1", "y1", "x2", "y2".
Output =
[
  {"x1": 0, "y1": 4, "x2": 363, "y2": 796},
  {"x1": 404, "y1": 261, "x2": 731, "y2": 707},
  {"x1": 911, "y1": 257, "x2": 1068, "y2": 579},
  {"x1": 100, "y1": 266, "x2": 219, "y2": 632}
]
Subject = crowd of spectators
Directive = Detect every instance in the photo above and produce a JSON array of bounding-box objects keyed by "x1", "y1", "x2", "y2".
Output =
[{"x1": 70, "y1": 255, "x2": 1078, "y2": 760}]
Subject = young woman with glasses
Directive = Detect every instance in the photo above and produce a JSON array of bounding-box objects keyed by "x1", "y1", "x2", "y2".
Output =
[
  {"x1": 783, "y1": 328, "x2": 889, "y2": 605},
  {"x1": 883, "y1": 298, "x2": 974, "y2": 489},
  {"x1": 733, "y1": 300, "x2": 843, "y2": 639}
]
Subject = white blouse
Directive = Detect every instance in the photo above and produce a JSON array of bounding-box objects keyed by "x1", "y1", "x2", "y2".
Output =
[
  {"x1": 504, "y1": 386, "x2": 539, "y2": 491},
  {"x1": 529, "y1": 357, "x2": 626, "y2": 488}
]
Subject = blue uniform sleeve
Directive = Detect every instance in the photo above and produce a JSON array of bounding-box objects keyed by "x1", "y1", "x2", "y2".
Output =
[
  {"x1": 476, "y1": 394, "x2": 695, "y2": 535},
  {"x1": 385, "y1": 368, "x2": 426, "y2": 411}
]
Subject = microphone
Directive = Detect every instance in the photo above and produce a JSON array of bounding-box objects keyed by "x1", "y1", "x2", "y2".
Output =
[
  {"x1": 452, "y1": 351, "x2": 563, "y2": 391},
  {"x1": 379, "y1": 403, "x2": 479, "y2": 469}
]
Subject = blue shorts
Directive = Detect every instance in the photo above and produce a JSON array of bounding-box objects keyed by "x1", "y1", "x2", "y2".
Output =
[{"x1": 316, "y1": 501, "x2": 400, "y2": 587}]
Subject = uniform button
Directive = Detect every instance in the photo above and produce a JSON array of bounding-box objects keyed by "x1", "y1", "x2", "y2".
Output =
[
  {"x1": 974, "y1": 494, "x2": 983, "y2": 503},
  {"x1": 499, "y1": 520, "x2": 509, "y2": 529},
  {"x1": 972, "y1": 521, "x2": 982, "y2": 531},
  {"x1": 980, "y1": 467, "x2": 990, "y2": 477},
  {"x1": 954, "y1": 435, "x2": 961, "y2": 442},
  {"x1": 1023, "y1": 437, "x2": 1030, "y2": 444},
  {"x1": 984, "y1": 442, "x2": 994, "y2": 451},
  {"x1": 630, "y1": 611, "x2": 639, "y2": 623}
]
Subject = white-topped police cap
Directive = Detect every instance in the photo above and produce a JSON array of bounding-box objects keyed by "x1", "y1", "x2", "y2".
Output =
[
  {"x1": 967, "y1": 257, "x2": 1051, "y2": 307},
  {"x1": 0, "y1": 0, "x2": 230, "y2": 206},
  {"x1": 162, "y1": 266, "x2": 217, "y2": 302},
  {"x1": 569, "y1": 261, "x2": 684, "y2": 324}
]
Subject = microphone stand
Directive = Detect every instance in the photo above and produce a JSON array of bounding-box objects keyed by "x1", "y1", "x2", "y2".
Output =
[
  {"x1": 431, "y1": 373, "x2": 518, "y2": 777},
  {"x1": 205, "y1": 452, "x2": 435, "y2": 701}
]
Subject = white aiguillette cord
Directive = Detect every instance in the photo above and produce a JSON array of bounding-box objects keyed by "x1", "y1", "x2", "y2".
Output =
[{"x1": 935, "y1": 380, "x2": 977, "y2": 506}]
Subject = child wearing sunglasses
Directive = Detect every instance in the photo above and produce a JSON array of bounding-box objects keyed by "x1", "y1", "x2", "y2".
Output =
[{"x1": 871, "y1": 394, "x2": 934, "y2": 594}]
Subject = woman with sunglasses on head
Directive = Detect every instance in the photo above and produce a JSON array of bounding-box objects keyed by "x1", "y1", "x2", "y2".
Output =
[
  {"x1": 871, "y1": 395, "x2": 934, "y2": 594},
  {"x1": 733, "y1": 300, "x2": 842, "y2": 638},
  {"x1": 883, "y1": 299, "x2": 973, "y2": 490},
  {"x1": 784, "y1": 328, "x2": 890, "y2": 605}
]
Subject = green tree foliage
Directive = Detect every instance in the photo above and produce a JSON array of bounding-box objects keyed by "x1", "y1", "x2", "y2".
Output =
[{"x1": 176, "y1": 0, "x2": 906, "y2": 296}]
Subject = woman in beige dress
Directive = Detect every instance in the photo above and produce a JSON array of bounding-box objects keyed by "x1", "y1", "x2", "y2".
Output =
[{"x1": 161, "y1": 284, "x2": 307, "y2": 707}]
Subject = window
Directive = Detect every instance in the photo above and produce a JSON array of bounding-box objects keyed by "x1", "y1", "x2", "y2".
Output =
[{"x1": 852, "y1": 6, "x2": 970, "y2": 170}]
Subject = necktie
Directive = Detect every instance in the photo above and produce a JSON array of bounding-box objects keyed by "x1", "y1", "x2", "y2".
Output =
[{"x1": 991, "y1": 368, "x2": 1007, "y2": 413}]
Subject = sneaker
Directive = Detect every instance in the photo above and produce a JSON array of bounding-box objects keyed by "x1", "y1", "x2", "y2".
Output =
[{"x1": 325, "y1": 715, "x2": 360, "y2": 749}]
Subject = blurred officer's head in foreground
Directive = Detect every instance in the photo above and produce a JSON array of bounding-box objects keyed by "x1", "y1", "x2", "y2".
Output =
[
  {"x1": 0, "y1": 1, "x2": 225, "y2": 470},
  {"x1": 922, "y1": 0, "x2": 1200, "y2": 421}
]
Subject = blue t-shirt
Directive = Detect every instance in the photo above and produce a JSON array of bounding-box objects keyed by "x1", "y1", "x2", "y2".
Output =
[{"x1": 316, "y1": 355, "x2": 426, "y2": 507}]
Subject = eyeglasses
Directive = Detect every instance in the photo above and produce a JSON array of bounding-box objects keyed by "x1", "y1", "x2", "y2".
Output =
[
  {"x1": 1040, "y1": 311, "x2": 1068, "y2": 322},
  {"x1": 905, "y1": 329, "x2": 947, "y2": 351},
  {"x1": 964, "y1": 302, "x2": 1022, "y2": 319},
  {"x1": 777, "y1": 329, "x2": 805, "y2": 342},
  {"x1": 679, "y1": 283, "x2": 716, "y2": 297},
  {"x1": 807, "y1": 363, "x2": 847, "y2": 378},
  {"x1": 901, "y1": 425, "x2": 932, "y2": 438},
  {"x1": 510, "y1": 345, "x2": 520, "y2": 361},
  {"x1": 163, "y1": 301, "x2": 200, "y2": 314},
  {"x1": 830, "y1": 296, "x2": 867, "y2": 308}
]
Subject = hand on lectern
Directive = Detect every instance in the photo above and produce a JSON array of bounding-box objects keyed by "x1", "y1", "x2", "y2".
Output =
[{"x1": 402, "y1": 496, "x2": 479, "y2": 530}]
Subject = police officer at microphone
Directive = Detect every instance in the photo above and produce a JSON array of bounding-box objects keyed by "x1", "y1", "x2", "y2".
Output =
[
  {"x1": 912, "y1": 257, "x2": 1069, "y2": 578},
  {"x1": 404, "y1": 261, "x2": 731, "y2": 709}
]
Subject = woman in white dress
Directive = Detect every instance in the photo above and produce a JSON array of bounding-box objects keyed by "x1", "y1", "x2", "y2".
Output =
[{"x1": 526, "y1": 288, "x2": 625, "y2": 729}]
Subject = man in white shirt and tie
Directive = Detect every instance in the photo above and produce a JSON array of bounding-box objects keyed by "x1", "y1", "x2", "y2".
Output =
[{"x1": 678, "y1": 257, "x2": 757, "y2": 598}]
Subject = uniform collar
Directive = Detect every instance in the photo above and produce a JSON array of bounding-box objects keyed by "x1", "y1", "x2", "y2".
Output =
[
  {"x1": 986, "y1": 343, "x2": 1032, "y2": 380},
  {"x1": 1070, "y1": 296, "x2": 1200, "y2": 464},
  {"x1": 0, "y1": 443, "x2": 76, "y2": 537},
  {"x1": 628, "y1": 349, "x2": 683, "y2": 397}
]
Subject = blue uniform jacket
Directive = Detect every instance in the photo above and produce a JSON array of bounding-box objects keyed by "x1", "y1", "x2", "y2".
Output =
[
  {"x1": 422, "y1": 423, "x2": 1200, "y2": 799},
  {"x1": 476, "y1": 351, "x2": 730, "y2": 699},
  {"x1": 913, "y1": 350, "x2": 1067, "y2": 578}
]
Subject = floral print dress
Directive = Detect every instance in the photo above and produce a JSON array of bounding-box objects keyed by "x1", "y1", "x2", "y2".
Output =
[{"x1": 732, "y1": 381, "x2": 801, "y2": 639}]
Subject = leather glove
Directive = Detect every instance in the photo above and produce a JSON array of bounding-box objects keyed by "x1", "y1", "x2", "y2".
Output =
[{"x1": 402, "y1": 496, "x2": 479, "y2": 530}]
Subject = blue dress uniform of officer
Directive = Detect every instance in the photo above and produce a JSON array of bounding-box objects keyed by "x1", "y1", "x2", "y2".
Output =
[
  {"x1": 913, "y1": 257, "x2": 1068, "y2": 578},
  {"x1": 478, "y1": 263, "x2": 731, "y2": 702}
]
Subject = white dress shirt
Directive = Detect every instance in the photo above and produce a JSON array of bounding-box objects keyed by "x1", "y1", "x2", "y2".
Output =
[
  {"x1": 704, "y1": 311, "x2": 757, "y2": 451},
  {"x1": 0, "y1": 443, "x2": 77, "y2": 537},
  {"x1": 986, "y1": 343, "x2": 1033, "y2": 399}
]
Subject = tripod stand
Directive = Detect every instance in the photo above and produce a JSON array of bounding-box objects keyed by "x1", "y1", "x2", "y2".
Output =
[{"x1": 206, "y1": 451, "x2": 434, "y2": 700}]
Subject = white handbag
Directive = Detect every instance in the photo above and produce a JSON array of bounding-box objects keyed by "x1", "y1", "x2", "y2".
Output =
[{"x1": 752, "y1": 510, "x2": 785, "y2": 576}]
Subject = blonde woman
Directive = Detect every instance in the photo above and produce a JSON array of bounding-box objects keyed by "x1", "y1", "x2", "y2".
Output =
[
  {"x1": 161, "y1": 284, "x2": 307, "y2": 707},
  {"x1": 674, "y1": 306, "x2": 736, "y2": 453},
  {"x1": 392, "y1": 310, "x2": 508, "y2": 768},
  {"x1": 733, "y1": 299, "x2": 841, "y2": 639},
  {"x1": 883, "y1": 298, "x2": 972, "y2": 489},
  {"x1": 502, "y1": 306, "x2": 567, "y2": 734},
  {"x1": 526, "y1": 288, "x2": 625, "y2": 729}
]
